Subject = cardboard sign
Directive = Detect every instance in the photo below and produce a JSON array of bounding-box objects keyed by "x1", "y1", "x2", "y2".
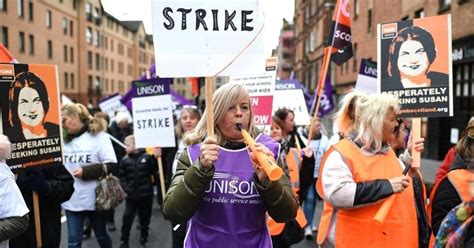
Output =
[
  {"x1": 131, "y1": 79, "x2": 176, "y2": 148},
  {"x1": 355, "y1": 59, "x2": 377, "y2": 94},
  {"x1": 229, "y1": 57, "x2": 277, "y2": 129},
  {"x1": 152, "y1": 0, "x2": 265, "y2": 77},
  {"x1": 378, "y1": 15, "x2": 453, "y2": 117},
  {"x1": 0, "y1": 63, "x2": 62, "y2": 172},
  {"x1": 273, "y1": 89, "x2": 310, "y2": 126}
]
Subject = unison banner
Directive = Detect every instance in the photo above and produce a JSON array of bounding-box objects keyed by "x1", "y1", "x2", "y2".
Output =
[
  {"x1": 378, "y1": 15, "x2": 453, "y2": 118},
  {"x1": 0, "y1": 63, "x2": 62, "y2": 172},
  {"x1": 131, "y1": 79, "x2": 176, "y2": 148}
]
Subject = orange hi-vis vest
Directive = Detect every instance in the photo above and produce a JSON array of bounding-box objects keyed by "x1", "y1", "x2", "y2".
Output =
[
  {"x1": 268, "y1": 148, "x2": 307, "y2": 236},
  {"x1": 316, "y1": 139, "x2": 418, "y2": 247},
  {"x1": 428, "y1": 168, "x2": 474, "y2": 247}
]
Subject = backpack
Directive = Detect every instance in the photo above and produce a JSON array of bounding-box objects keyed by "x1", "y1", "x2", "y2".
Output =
[{"x1": 435, "y1": 201, "x2": 474, "y2": 248}]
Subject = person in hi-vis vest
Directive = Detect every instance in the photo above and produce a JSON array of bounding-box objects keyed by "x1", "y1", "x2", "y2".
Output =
[
  {"x1": 316, "y1": 91, "x2": 425, "y2": 248},
  {"x1": 268, "y1": 115, "x2": 314, "y2": 247},
  {"x1": 162, "y1": 83, "x2": 298, "y2": 248}
]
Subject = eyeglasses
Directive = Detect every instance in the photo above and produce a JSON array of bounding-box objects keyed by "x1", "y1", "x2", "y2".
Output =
[{"x1": 182, "y1": 105, "x2": 198, "y2": 109}]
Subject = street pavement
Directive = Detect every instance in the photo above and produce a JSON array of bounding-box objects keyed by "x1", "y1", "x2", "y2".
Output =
[{"x1": 60, "y1": 158, "x2": 441, "y2": 248}]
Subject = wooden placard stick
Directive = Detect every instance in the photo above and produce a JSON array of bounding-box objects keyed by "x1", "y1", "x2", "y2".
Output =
[
  {"x1": 33, "y1": 191, "x2": 42, "y2": 247},
  {"x1": 205, "y1": 77, "x2": 214, "y2": 138},
  {"x1": 306, "y1": 47, "x2": 331, "y2": 147}
]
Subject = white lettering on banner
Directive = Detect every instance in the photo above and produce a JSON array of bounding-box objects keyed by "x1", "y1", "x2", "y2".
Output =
[
  {"x1": 137, "y1": 84, "x2": 165, "y2": 96},
  {"x1": 162, "y1": 8, "x2": 254, "y2": 32},
  {"x1": 254, "y1": 115, "x2": 269, "y2": 124},
  {"x1": 205, "y1": 173, "x2": 259, "y2": 198},
  {"x1": 383, "y1": 87, "x2": 448, "y2": 97},
  {"x1": 334, "y1": 30, "x2": 351, "y2": 42},
  {"x1": 364, "y1": 66, "x2": 377, "y2": 77},
  {"x1": 12, "y1": 138, "x2": 60, "y2": 150},
  {"x1": 250, "y1": 97, "x2": 259, "y2": 106}
]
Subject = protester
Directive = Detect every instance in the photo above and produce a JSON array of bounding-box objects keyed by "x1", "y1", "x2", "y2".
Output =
[
  {"x1": 430, "y1": 117, "x2": 474, "y2": 247},
  {"x1": 6, "y1": 71, "x2": 60, "y2": 141},
  {"x1": 268, "y1": 115, "x2": 312, "y2": 248},
  {"x1": 10, "y1": 159, "x2": 74, "y2": 248},
  {"x1": 302, "y1": 117, "x2": 329, "y2": 239},
  {"x1": 275, "y1": 108, "x2": 306, "y2": 150},
  {"x1": 0, "y1": 135, "x2": 29, "y2": 247},
  {"x1": 388, "y1": 118, "x2": 430, "y2": 247},
  {"x1": 163, "y1": 83, "x2": 298, "y2": 247},
  {"x1": 154, "y1": 105, "x2": 201, "y2": 248},
  {"x1": 118, "y1": 135, "x2": 157, "y2": 248},
  {"x1": 316, "y1": 91, "x2": 424, "y2": 247},
  {"x1": 61, "y1": 103, "x2": 117, "y2": 248},
  {"x1": 433, "y1": 147, "x2": 456, "y2": 185}
]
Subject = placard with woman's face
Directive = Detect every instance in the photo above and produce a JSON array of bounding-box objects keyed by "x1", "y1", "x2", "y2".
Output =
[
  {"x1": 0, "y1": 63, "x2": 62, "y2": 172},
  {"x1": 378, "y1": 15, "x2": 453, "y2": 118}
]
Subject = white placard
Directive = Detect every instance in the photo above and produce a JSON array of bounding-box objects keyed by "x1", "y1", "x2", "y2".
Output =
[
  {"x1": 273, "y1": 89, "x2": 310, "y2": 126},
  {"x1": 152, "y1": 0, "x2": 265, "y2": 77},
  {"x1": 450, "y1": 128, "x2": 459, "y2": 144},
  {"x1": 132, "y1": 94, "x2": 176, "y2": 148},
  {"x1": 98, "y1": 94, "x2": 131, "y2": 121}
]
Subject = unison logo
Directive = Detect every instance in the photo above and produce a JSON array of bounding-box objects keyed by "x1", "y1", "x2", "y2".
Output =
[{"x1": 205, "y1": 172, "x2": 260, "y2": 199}]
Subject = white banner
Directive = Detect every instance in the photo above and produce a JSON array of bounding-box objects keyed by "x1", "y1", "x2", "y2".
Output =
[
  {"x1": 152, "y1": 0, "x2": 265, "y2": 77},
  {"x1": 132, "y1": 94, "x2": 175, "y2": 148},
  {"x1": 273, "y1": 89, "x2": 310, "y2": 126}
]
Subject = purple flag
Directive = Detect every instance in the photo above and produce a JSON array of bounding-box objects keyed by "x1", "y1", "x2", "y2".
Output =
[{"x1": 309, "y1": 75, "x2": 334, "y2": 117}]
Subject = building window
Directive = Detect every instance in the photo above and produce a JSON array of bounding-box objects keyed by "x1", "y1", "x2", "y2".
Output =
[
  {"x1": 105, "y1": 58, "x2": 108, "y2": 71},
  {"x1": 118, "y1": 43, "x2": 124, "y2": 55},
  {"x1": 111, "y1": 39, "x2": 114, "y2": 51},
  {"x1": 19, "y1": 31, "x2": 25, "y2": 53},
  {"x1": 87, "y1": 51, "x2": 92, "y2": 69},
  {"x1": 1, "y1": 26, "x2": 8, "y2": 48},
  {"x1": 62, "y1": 17, "x2": 67, "y2": 34},
  {"x1": 63, "y1": 45, "x2": 68, "y2": 62},
  {"x1": 353, "y1": 43, "x2": 358, "y2": 72},
  {"x1": 439, "y1": 0, "x2": 451, "y2": 10},
  {"x1": 70, "y1": 46, "x2": 73, "y2": 63},
  {"x1": 28, "y1": 34, "x2": 34, "y2": 54},
  {"x1": 47, "y1": 40, "x2": 52, "y2": 58},
  {"x1": 111, "y1": 59, "x2": 114, "y2": 72},
  {"x1": 415, "y1": 9, "x2": 425, "y2": 18},
  {"x1": 46, "y1": 10, "x2": 52, "y2": 28},
  {"x1": 88, "y1": 75, "x2": 93, "y2": 90},
  {"x1": 104, "y1": 36, "x2": 108, "y2": 49},
  {"x1": 27, "y1": 1, "x2": 33, "y2": 21},
  {"x1": 367, "y1": 9, "x2": 372, "y2": 32},
  {"x1": 93, "y1": 30, "x2": 99, "y2": 47},
  {"x1": 64, "y1": 72, "x2": 68, "y2": 90},
  {"x1": 70, "y1": 73, "x2": 74, "y2": 89},
  {"x1": 69, "y1": 20, "x2": 73, "y2": 37},
  {"x1": 86, "y1": 27, "x2": 92, "y2": 44},
  {"x1": 18, "y1": 0, "x2": 24, "y2": 17},
  {"x1": 0, "y1": 0, "x2": 7, "y2": 11},
  {"x1": 111, "y1": 79, "x2": 114, "y2": 92},
  {"x1": 85, "y1": 2, "x2": 92, "y2": 21},
  {"x1": 95, "y1": 53, "x2": 100, "y2": 70},
  {"x1": 354, "y1": 0, "x2": 359, "y2": 19}
]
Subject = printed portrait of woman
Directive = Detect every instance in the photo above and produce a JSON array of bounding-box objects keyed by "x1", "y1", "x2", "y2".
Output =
[
  {"x1": 6, "y1": 71, "x2": 59, "y2": 141},
  {"x1": 385, "y1": 26, "x2": 449, "y2": 90}
]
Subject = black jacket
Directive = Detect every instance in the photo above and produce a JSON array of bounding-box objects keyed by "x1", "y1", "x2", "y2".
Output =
[
  {"x1": 109, "y1": 122, "x2": 133, "y2": 165},
  {"x1": 10, "y1": 164, "x2": 74, "y2": 248},
  {"x1": 119, "y1": 150, "x2": 158, "y2": 200},
  {"x1": 431, "y1": 155, "x2": 474, "y2": 245}
]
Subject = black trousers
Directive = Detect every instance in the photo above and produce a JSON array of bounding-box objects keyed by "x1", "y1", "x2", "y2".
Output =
[{"x1": 120, "y1": 197, "x2": 153, "y2": 242}]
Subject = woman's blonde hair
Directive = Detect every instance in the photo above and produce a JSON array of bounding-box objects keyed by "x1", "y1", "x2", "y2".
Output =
[
  {"x1": 335, "y1": 91, "x2": 399, "y2": 152},
  {"x1": 176, "y1": 107, "x2": 201, "y2": 140},
  {"x1": 184, "y1": 83, "x2": 253, "y2": 145},
  {"x1": 61, "y1": 103, "x2": 106, "y2": 135}
]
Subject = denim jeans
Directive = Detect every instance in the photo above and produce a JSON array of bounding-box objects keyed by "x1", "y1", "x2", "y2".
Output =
[
  {"x1": 65, "y1": 210, "x2": 112, "y2": 248},
  {"x1": 303, "y1": 178, "x2": 318, "y2": 227}
]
